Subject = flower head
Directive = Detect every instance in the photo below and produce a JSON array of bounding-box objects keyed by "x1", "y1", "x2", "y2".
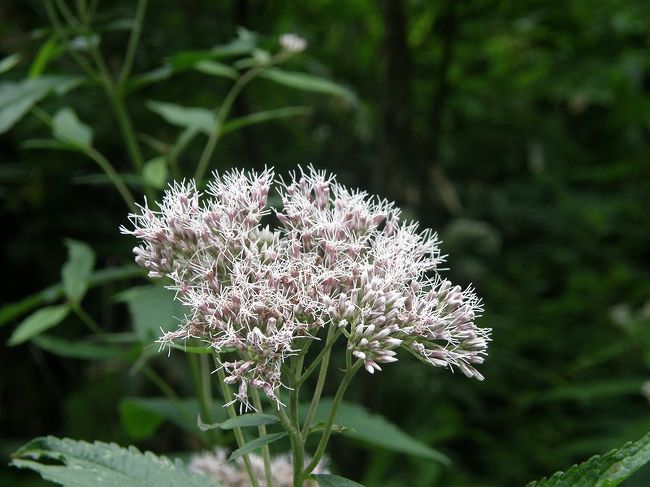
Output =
[
  {"x1": 122, "y1": 167, "x2": 490, "y2": 409},
  {"x1": 279, "y1": 33, "x2": 307, "y2": 53}
]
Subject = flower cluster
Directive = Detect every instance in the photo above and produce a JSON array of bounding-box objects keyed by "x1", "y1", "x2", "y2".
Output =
[
  {"x1": 190, "y1": 448, "x2": 326, "y2": 487},
  {"x1": 122, "y1": 167, "x2": 490, "y2": 408}
]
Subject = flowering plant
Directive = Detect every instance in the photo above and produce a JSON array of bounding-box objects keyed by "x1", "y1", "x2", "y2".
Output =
[{"x1": 122, "y1": 166, "x2": 490, "y2": 486}]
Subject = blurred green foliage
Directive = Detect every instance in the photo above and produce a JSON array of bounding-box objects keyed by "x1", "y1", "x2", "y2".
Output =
[{"x1": 1, "y1": 1, "x2": 650, "y2": 486}]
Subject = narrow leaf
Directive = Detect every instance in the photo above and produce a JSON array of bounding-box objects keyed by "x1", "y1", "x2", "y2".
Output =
[
  {"x1": 527, "y1": 429, "x2": 650, "y2": 487},
  {"x1": 147, "y1": 100, "x2": 216, "y2": 135},
  {"x1": 221, "y1": 106, "x2": 312, "y2": 135},
  {"x1": 194, "y1": 60, "x2": 238, "y2": 79},
  {"x1": 0, "y1": 54, "x2": 20, "y2": 74},
  {"x1": 301, "y1": 399, "x2": 450, "y2": 464},
  {"x1": 32, "y1": 334, "x2": 123, "y2": 361},
  {"x1": 313, "y1": 474, "x2": 365, "y2": 487},
  {"x1": 11, "y1": 436, "x2": 215, "y2": 487},
  {"x1": 198, "y1": 413, "x2": 278, "y2": 431},
  {"x1": 52, "y1": 108, "x2": 93, "y2": 148},
  {"x1": 61, "y1": 239, "x2": 95, "y2": 305},
  {"x1": 229, "y1": 432, "x2": 288, "y2": 461},
  {"x1": 8, "y1": 305, "x2": 69, "y2": 346},
  {"x1": 29, "y1": 37, "x2": 62, "y2": 78},
  {"x1": 0, "y1": 265, "x2": 143, "y2": 327},
  {"x1": 261, "y1": 68, "x2": 356, "y2": 104}
]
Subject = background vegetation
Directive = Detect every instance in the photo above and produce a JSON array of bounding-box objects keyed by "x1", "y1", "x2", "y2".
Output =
[{"x1": 1, "y1": 1, "x2": 649, "y2": 486}]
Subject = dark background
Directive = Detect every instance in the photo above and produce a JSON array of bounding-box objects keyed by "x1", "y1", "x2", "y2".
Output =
[{"x1": 2, "y1": 1, "x2": 650, "y2": 486}]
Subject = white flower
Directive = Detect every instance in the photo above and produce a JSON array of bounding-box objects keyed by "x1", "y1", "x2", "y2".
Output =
[
  {"x1": 279, "y1": 33, "x2": 307, "y2": 53},
  {"x1": 122, "y1": 166, "x2": 491, "y2": 408}
]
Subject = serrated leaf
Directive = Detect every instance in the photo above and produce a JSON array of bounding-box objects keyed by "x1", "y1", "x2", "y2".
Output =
[
  {"x1": 527, "y1": 430, "x2": 650, "y2": 487},
  {"x1": 228, "y1": 432, "x2": 287, "y2": 462},
  {"x1": 147, "y1": 100, "x2": 216, "y2": 135},
  {"x1": 313, "y1": 474, "x2": 365, "y2": 487},
  {"x1": 0, "y1": 53, "x2": 20, "y2": 74},
  {"x1": 32, "y1": 335, "x2": 123, "y2": 361},
  {"x1": 198, "y1": 413, "x2": 278, "y2": 431},
  {"x1": 61, "y1": 239, "x2": 95, "y2": 305},
  {"x1": 7, "y1": 305, "x2": 70, "y2": 346},
  {"x1": 52, "y1": 108, "x2": 93, "y2": 148},
  {"x1": 261, "y1": 68, "x2": 356, "y2": 104},
  {"x1": 11, "y1": 436, "x2": 216, "y2": 486},
  {"x1": 301, "y1": 399, "x2": 449, "y2": 464},
  {"x1": 143, "y1": 157, "x2": 169, "y2": 189},
  {"x1": 194, "y1": 60, "x2": 238, "y2": 79},
  {"x1": 117, "y1": 285, "x2": 186, "y2": 343},
  {"x1": 221, "y1": 106, "x2": 312, "y2": 135}
]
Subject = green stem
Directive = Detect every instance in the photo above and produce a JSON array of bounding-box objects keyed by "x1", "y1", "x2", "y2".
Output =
[
  {"x1": 300, "y1": 326, "x2": 337, "y2": 439},
  {"x1": 297, "y1": 329, "x2": 342, "y2": 387},
  {"x1": 119, "y1": 0, "x2": 148, "y2": 85},
  {"x1": 213, "y1": 355, "x2": 261, "y2": 487},
  {"x1": 71, "y1": 304, "x2": 104, "y2": 337},
  {"x1": 140, "y1": 365, "x2": 197, "y2": 436},
  {"x1": 303, "y1": 360, "x2": 363, "y2": 476},
  {"x1": 251, "y1": 388, "x2": 274, "y2": 487},
  {"x1": 275, "y1": 406, "x2": 304, "y2": 487},
  {"x1": 85, "y1": 147, "x2": 138, "y2": 212},
  {"x1": 194, "y1": 62, "x2": 268, "y2": 183},
  {"x1": 188, "y1": 354, "x2": 219, "y2": 446}
]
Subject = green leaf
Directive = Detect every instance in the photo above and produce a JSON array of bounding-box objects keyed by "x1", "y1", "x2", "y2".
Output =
[
  {"x1": 143, "y1": 157, "x2": 169, "y2": 189},
  {"x1": 32, "y1": 335, "x2": 123, "y2": 361},
  {"x1": 121, "y1": 397, "x2": 227, "y2": 433},
  {"x1": 302, "y1": 399, "x2": 450, "y2": 464},
  {"x1": 11, "y1": 436, "x2": 216, "y2": 487},
  {"x1": 127, "y1": 65, "x2": 173, "y2": 92},
  {"x1": 198, "y1": 413, "x2": 278, "y2": 431},
  {"x1": 29, "y1": 37, "x2": 63, "y2": 78},
  {"x1": 146, "y1": 100, "x2": 216, "y2": 135},
  {"x1": 61, "y1": 239, "x2": 95, "y2": 305},
  {"x1": 194, "y1": 60, "x2": 238, "y2": 79},
  {"x1": 228, "y1": 432, "x2": 288, "y2": 462},
  {"x1": 119, "y1": 401, "x2": 166, "y2": 440},
  {"x1": 52, "y1": 108, "x2": 93, "y2": 148},
  {"x1": 0, "y1": 53, "x2": 20, "y2": 74},
  {"x1": 261, "y1": 68, "x2": 357, "y2": 104},
  {"x1": 7, "y1": 305, "x2": 70, "y2": 346},
  {"x1": 313, "y1": 474, "x2": 365, "y2": 487},
  {"x1": 117, "y1": 285, "x2": 186, "y2": 343},
  {"x1": 0, "y1": 76, "x2": 82, "y2": 133},
  {"x1": 166, "y1": 342, "x2": 213, "y2": 354},
  {"x1": 527, "y1": 429, "x2": 650, "y2": 487},
  {"x1": 221, "y1": 106, "x2": 312, "y2": 135},
  {"x1": 0, "y1": 266, "x2": 143, "y2": 327}
]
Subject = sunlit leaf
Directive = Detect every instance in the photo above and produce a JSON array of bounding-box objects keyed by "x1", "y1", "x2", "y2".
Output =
[
  {"x1": 29, "y1": 37, "x2": 62, "y2": 78},
  {"x1": 194, "y1": 60, "x2": 238, "y2": 79}
]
